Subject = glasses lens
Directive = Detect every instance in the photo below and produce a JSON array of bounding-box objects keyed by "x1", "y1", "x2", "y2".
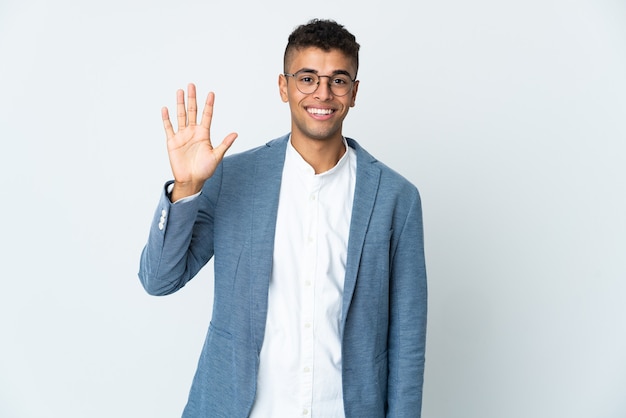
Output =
[
  {"x1": 295, "y1": 72, "x2": 319, "y2": 94},
  {"x1": 329, "y1": 74, "x2": 352, "y2": 96}
]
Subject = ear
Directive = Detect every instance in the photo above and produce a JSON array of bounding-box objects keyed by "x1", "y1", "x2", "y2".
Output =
[
  {"x1": 350, "y1": 80, "x2": 359, "y2": 107},
  {"x1": 278, "y1": 74, "x2": 289, "y2": 103}
]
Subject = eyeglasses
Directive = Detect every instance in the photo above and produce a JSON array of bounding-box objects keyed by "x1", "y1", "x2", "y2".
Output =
[{"x1": 284, "y1": 70, "x2": 356, "y2": 97}]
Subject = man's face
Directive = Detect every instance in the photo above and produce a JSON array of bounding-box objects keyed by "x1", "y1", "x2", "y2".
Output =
[{"x1": 279, "y1": 47, "x2": 359, "y2": 144}]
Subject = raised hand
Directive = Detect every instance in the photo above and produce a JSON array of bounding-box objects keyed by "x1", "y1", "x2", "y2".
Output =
[{"x1": 162, "y1": 83, "x2": 237, "y2": 201}]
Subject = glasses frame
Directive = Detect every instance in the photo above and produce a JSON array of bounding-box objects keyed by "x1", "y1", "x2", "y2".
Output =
[{"x1": 283, "y1": 70, "x2": 357, "y2": 97}]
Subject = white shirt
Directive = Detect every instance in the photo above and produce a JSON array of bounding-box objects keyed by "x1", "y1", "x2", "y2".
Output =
[{"x1": 249, "y1": 138, "x2": 356, "y2": 418}]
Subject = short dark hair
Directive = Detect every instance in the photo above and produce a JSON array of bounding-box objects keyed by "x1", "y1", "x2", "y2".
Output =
[{"x1": 284, "y1": 19, "x2": 360, "y2": 77}]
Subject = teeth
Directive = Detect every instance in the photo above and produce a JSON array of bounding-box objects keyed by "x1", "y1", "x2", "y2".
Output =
[{"x1": 308, "y1": 108, "x2": 334, "y2": 115}]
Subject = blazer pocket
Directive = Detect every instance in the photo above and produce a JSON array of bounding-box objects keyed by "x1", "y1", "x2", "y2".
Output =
[
  {"x1": 363, "y1": 228, "x2": 393, "y2": 248},
  {"x1": 208, "y1": 321, "x2": 233, "y2": 340},
  {"x1": 361, "y1": 229, "x2": 393, "y2": 278}
]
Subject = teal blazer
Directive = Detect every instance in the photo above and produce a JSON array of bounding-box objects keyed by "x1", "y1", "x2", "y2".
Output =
[{"x1": 139, "y1": 135, "x2": 427, "y2": 417}]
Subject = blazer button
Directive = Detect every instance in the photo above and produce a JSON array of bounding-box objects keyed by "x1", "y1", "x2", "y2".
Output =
[{"x1": 159, "y1": 209, "x2": 167, "y2": 228}]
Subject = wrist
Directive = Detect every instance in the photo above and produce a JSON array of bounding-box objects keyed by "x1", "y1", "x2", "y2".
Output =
[{"x1": 171, "y1": 180, "x2": 203, "y2": 202}]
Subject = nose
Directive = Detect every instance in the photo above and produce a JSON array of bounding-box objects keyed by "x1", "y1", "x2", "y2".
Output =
[{"x1": 314, "y1": 76, "x2": 333, "y2": 100}]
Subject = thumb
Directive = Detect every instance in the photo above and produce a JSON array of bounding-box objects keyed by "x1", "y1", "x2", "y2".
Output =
[{"x1": 213, "y1": 132, "x2": 238, "y2": 160}]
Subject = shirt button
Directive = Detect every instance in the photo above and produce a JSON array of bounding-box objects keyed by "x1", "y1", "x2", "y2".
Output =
[
  {"x1": 304, "y1": 323, "x2": 311, "y2": 329},
  {"x1": 161, "y1": 209, "x2": 167, "y2": 217},
  {"x1": 303, "y1": 366, "x2": 310, "y2": 373},
  {"x1": 302, "y1": 409, "x2": 309, "y2": 415},
  {"x1": 304, "y1": 280, "x2": 311, "y2": 286},
  {"x1": 310, "y1": 195, "x2": 316, "y2": 201}
]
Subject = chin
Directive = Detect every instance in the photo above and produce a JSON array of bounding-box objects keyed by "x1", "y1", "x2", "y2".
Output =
[
  {"x1": 293, "y1": 120, "x2": 342, "y2": 142},
  {"x1": 306, "y1": 127, "x2": 341, "y2": 142}
]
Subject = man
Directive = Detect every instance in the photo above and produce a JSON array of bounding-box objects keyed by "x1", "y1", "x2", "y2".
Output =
[{"x1": 139, "y1": 19, "x2": 427, "y2": 417}]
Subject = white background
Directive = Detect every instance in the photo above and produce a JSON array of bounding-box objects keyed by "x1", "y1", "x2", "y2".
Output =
[{"x1": 1, "y1": 0, "x2": 625, "y2": 417}]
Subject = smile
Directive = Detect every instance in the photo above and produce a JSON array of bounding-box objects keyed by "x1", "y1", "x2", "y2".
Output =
[{"x1": 307, "y1": 107, "x2": 335, "y2": 115}]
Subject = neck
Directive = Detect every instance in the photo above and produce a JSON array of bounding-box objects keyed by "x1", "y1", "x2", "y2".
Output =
[{"x1": 290, "y1": 134, "x2": 346, "y2": 174}]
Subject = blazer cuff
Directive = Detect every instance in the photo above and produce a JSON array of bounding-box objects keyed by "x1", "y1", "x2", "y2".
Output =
[{"x1": 165, "y1": 180, "x2": 202, "y2": 204}]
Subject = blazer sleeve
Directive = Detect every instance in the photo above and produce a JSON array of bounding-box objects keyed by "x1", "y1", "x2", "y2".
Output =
[
  {"x1": 387, "y1": 188, "x2": 428, "y2": 417},
  {"x1": 138, "y1": 166, "x2": 223, "y2": 296}
]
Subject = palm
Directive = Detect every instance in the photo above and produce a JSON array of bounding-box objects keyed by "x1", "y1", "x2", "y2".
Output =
[
  {"x1": 162, "y1": 84, "x2": 237, "y2": 198},
  {"x1": 167, "y1": 122, "x2": 217, "y2": 183}
]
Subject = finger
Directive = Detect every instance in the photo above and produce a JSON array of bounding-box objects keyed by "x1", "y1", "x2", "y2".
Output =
[
  {"x1": 176, "y1": 88, "x2": 186, "y2": 130},
  {"x1": 199, "y1": 91, "x2": 216, "y2": 131},
  {"x1": 212, "y1": 132, "x2": 238, "y2": 160},
  {"x1": 187, "y1": 83, "x2": 198, "y2": 126},
  {"x1": 161, "y1": 107, "x2": 175, "y2": 139}
]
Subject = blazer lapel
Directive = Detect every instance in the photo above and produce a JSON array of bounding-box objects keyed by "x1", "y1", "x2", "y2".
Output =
[
  {"x1": 341, "y1": 138, "x2": 381, "y2": 335},
  {"x1": 249, "y1": 135, "x2": 289, "y2": 350}
]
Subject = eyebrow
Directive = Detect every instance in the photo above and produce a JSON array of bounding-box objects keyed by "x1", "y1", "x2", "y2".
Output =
[{"x1": 294, "y1": 68, "x2": 354, "y2": 78}]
